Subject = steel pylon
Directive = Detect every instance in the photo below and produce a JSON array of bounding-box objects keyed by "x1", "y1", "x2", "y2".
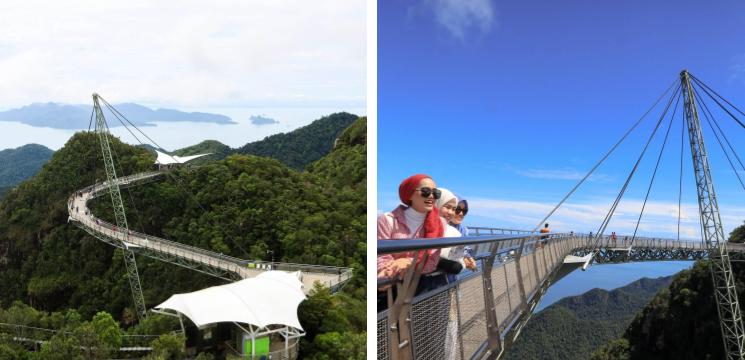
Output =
[
  {"x1": 92, "y1": 94, "x2": 147, "y2": 320},
  {"x1": 680, "y1": 71, "x2": 745, "y2": 359}
]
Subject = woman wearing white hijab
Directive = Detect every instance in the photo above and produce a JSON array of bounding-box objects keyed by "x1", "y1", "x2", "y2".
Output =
[{"x1": 435, "y1": 188, "x2": 474, "y2": 281}]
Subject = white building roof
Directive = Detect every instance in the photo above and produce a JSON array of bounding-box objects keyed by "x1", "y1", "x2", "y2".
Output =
[
  {"x1": 155, "y1": 150, "x2": 210, "y2": 165},
  {"x1": 154, "y1": 271, "x2": 306, "y2": 330}
]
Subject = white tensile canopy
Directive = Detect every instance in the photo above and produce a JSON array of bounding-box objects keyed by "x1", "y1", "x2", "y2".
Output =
[
  {"x1": 154, "y1": 150, "x2": 211, "y2": 165},
  {"x1": 154, "y1": 271, "x2": 306, "y2": 330}
]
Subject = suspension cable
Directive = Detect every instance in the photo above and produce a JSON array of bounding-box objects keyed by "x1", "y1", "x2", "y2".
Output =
[
  {"x1": 689, "y1": 74, "x2": 745, "y2": 130},
  {"x1": 593, "y1": 84, "x2": 680, "y2": 249},
  {"x1": 677, "y1": 105, "x2": 686, "y2": 242},
  {"x1": 693, "y1": 84, "x2": 745, "y2": 172},
  {"x1": 630, "y1": 91, "x2": 681, "y2": 246},
  {"x1": 531, "y1": 79, "x2": 679, "y2": 232},
  {"x1": 88, "y1": 107, "x2": 95, "y2": 132},
  {"x1": 691, "y1": 86, "x2": 745, "y2": 190},
  {"x1": 98, "y1": 114, "x2": 147, "y2": 233},
  {"x1": 92, "y1": 96, "x2": 250, "y2": 256}
]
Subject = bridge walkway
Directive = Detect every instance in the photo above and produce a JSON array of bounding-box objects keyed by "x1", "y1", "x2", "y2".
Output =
[
  {"x1": 377, "y1": 231, "x2": 745, "y2": 360},
  {"x1": 68, "y1": 171, "x2": 352, "y2": 294}
]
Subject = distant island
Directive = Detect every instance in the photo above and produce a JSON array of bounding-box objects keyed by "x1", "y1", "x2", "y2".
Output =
[
  {"x1": 0, "y1": 102, "x2": 235, "y2": 129},
  {"x1": 250, "y1": 114, "x2": 279, "y2": 125}
]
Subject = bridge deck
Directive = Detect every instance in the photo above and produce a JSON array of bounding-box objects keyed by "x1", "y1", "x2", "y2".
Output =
[
  {"x1": 378, "y1": 233, "x2": 745, "y2": 360},
  {"x1": 68, "y1": 172, "x2": 351, "y2": 294}
]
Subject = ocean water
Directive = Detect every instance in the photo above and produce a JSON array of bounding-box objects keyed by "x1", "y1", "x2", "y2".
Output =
[{"x1": 0, "y1": 106, "x2": 366, "y2": 151}]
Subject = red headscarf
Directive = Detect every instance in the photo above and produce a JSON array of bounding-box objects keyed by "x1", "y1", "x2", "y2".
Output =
[{"x1": 398, "y1": 174, "x2": 444, "y2": 238}]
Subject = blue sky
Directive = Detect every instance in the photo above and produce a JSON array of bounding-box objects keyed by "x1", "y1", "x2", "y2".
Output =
[{"x1": 378, "y1": 0, "x2": 745, "y2": 238}]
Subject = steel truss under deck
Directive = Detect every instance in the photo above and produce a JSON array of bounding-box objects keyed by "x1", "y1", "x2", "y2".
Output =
[{"x1": 681, "y1": 71, "x2": 745, "y2": 359}]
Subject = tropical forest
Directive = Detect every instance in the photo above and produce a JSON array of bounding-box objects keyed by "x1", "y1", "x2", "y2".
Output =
[{"x1": 0, "y1": 113, "x2": 366, "y2": 359}]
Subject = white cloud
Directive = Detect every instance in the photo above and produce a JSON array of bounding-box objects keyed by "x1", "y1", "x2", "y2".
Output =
[
  {"x1": 0, "y1": 1, "x2": 365, "y2": 109},
  {"x1": 514, "y1": 168, "x2": 615, "y2": 182},
  {"x1": 458, "y1": 196, "x2": 745, "y2": 239},
  {"x1": 428, "y1": 0, "x2": 496, "y2": 40}
]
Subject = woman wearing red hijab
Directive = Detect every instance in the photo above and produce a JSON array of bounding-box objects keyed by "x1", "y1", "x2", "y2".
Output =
[{"x1": 377, "y1": 174, "x2": 447, "y2": 292}]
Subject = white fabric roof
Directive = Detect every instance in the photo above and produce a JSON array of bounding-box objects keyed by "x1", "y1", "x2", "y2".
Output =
[
  {"x1": 154, "y1": 271, "x2": 306, "y2": 330},
  {"x1": 155, "y1": 150, "x2": 210, "y2": 165}
]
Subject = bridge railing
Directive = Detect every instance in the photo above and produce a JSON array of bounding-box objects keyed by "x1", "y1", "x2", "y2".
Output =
[
  {"x1": 377, "y1": 232, "x2": 576, "y2": 360},
  {"x1": 0, "y1": 322, "x2": 159, "y2": 350},
  {"x1": 377, "y1": 231, "x2": 712, "y2": 360},
  {"x1": 71, "y1": 173, "x2": 353, "y2": 286}
]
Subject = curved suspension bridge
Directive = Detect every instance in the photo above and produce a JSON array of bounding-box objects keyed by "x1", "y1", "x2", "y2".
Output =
[
  {"x1": 378, "y1": 70, "x2": 745, "y2": 359},
  {"x1": 66, "y1": 171, "x2": 352, "y2": 291},
  {"x1": 0, "y1": 93, "x2": 354, "y2": 356}
]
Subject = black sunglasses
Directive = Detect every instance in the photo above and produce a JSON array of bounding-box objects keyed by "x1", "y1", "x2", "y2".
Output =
[
  {"x1": 416, "y1": 187, "x2": 441, "y2": 199},
  {"x1": 455, "y1": 207, "x2": 468, "y2": 215}
]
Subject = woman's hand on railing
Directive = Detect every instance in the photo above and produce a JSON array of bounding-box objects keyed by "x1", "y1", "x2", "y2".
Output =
[
  {"x1": 464, "y1": 256, "x2": 477, "y2": 271},
  {"x1": 377, "y1": 258, "x2": 413, "y2": 289}
]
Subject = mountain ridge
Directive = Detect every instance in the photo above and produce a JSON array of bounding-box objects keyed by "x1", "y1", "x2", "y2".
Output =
[
  {"x1": 505, "y1": 275, "x2": 674, "y2": 360},
  {"x1": 0, "y1": 143, "x2": 54, "y2": 198},
  {"x1": 0, "y1": 102, "x2": 234, "y2": 129}
]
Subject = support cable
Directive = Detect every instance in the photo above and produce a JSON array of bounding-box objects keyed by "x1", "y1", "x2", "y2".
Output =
[
  {"x1": 94, "y1": 96, "x2": 250, "y2": 257},
  {"x1": 94, "y1": 113, "x2": 148, "y2": 234},
  {"x1": 531, "y1": 79, "x2": 679, "y2": 232},
  {"x1": 690, "y1": 74, "x2": 745, "y2": 130},
  {"x1": 691, "y1": 86, "x2": 745, "y2": 190},
  {"x1": 677, "y1": 107, "x2": 686, "y2": 242},
  {"x1": 630, "y1": 92, "x2": 681, "y2": 246},
  {"x1": 88, "y1": 107, "x2": 95, "y2": 132},
  {"x1": 592, "y1": 84, "x2": 680, "y2": 249}
]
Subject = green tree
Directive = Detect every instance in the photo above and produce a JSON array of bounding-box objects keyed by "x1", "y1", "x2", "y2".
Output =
[
  {"x1": 306, "y1": 331, "x2": 366, "y2": 360},
  {"x1": 591, "y1": 338, "x2": 630, "y2": 360},
  {"x1": 145, "y1": 333, "x2": 185, "y2": 360},
  {"x1": 91, "y1": 312, "x2": 122, "y2": 356},
  {"x1": 730, "y1": 221, "x2": 745, "y2": 243}
]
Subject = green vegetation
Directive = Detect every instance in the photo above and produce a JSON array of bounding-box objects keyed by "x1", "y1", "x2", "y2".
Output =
[
  {"x1": 0, "y1": 301, "x2": 178, "y2": 360},
  {"x1": 0, "y1": 144, "x2": 53, "y2": 198},
  {"x1": 0, "y1": 116, "x2": 366, "y2": 358},
  {"x1": 172, "y1": 140, "x2": 231, "y2": 165},
  {"x1": 506, "y1": 276, "x2": 673, "y2": 360},
  {"x1": 592, "y1": 221, "x2": 745, "y2": 359},
  {"x1": 235, "y1": 112, "x2": 358, "y2": 170}
]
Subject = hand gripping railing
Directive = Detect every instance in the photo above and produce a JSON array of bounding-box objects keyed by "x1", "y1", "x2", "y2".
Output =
[
  {"x1": 378, "y1": 233, "x2": 542, "y2": 360},
  {"x1": 68, "y1": 171, "x2": 353, "y2": 293}
]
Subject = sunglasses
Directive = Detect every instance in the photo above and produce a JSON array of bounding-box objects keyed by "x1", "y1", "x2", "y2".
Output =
[
  {"x1": 415, "y1": 187, "x2": 441, "y2": 199},
  {"x1": 455, "y1": 207, "x2": 468, "y2": 215}
]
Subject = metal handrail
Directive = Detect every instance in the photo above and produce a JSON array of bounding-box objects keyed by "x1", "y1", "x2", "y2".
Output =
[
  {"x1": 78, "y1": 173, "x2": 353, "y2": 278},
  {"x1": 378, "y1": 234, "x2": 534, "y2": 255}
]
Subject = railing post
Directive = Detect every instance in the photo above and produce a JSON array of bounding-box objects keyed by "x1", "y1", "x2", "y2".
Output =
[
  {"x1": 513, "y1": 237, "x2": 530, "y2": 322},
  {"x1": 387, "y1": 251, "x2": 429, "y2": 360},
  {"x1": 480, "y1": 240, "x2": 503, "y2": 355}
]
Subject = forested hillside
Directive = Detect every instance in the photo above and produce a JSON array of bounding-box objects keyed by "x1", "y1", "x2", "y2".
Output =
[
  {"x1": 0, "y1": 144, "x2": 53, "y2": 198},
  {"x1": 592, "y1": 221, "x2": 745, "y2": 359},
  {"x1": 234, "y1": 112, "x2": 358, "y2": 170},
  {"x1": 172, "y1": 139, "x2": 231, "y2": 164},
  {"x1": 0, "y1": 117, "x2": 366, "y2": 359},
  {"x1": 506, "y1": 276, "x2": 673, "y2": 360}
]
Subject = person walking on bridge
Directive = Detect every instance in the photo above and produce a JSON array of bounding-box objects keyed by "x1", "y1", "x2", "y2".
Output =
[{"x1": 539, "y1": 223, "x2": 550, "y2": 247}]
